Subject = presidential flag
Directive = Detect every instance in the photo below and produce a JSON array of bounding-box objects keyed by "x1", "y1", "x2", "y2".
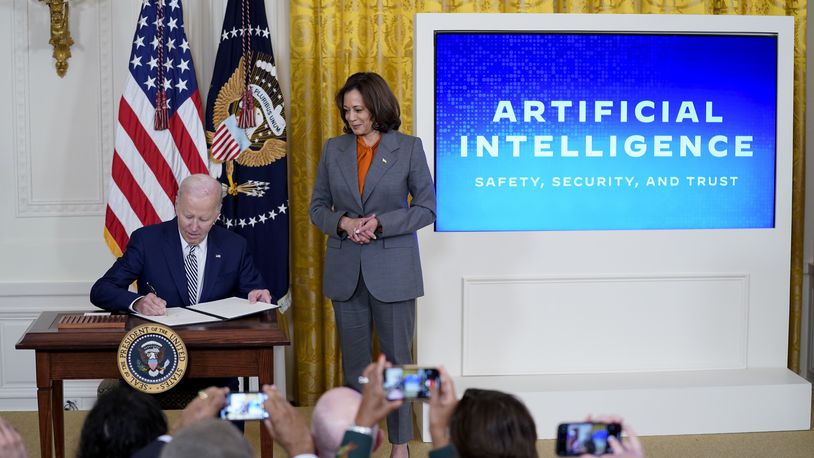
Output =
[
  {"x1": 205, "y1": 0, "x2": 289, "y2": 307},
  {"x1": 104, "y1": 0, "x2": 210, "y2": 256}
]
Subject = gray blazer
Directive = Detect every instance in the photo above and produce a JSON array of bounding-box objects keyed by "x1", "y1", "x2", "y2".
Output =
[{"x1": 309, "y1": 130, "x2": 436, "y2": 302}]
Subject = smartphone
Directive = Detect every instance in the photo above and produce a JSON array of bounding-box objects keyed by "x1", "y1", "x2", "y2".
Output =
[
  {"x1": 383, "y1": 366, "x2": 440, "y2": 401},
  {"x1": 218, "y1": 392, "x2": 269, "y2": 421},
  {"x1": 555, "y1": 422, "x2": 622, "y2": 456}
]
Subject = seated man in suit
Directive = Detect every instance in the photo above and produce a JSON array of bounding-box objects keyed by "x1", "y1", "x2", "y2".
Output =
[
  {"x1": 90, "y1": 173, "x2": 270, "y2": 313},
  {"x1": 90, "y1": 173, "x2": 270, "y2": 415}
]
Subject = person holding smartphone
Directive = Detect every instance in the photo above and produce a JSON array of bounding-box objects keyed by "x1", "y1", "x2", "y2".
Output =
[
  {"x1": 426, "y1": 366, "x2": 539, "y2": 457},
  {"x1": 310, "y1": 72, "x2": 436, "y2": 458},
  {"x1": 575, "y1": 415, "x2": 646, "y2": 458}
]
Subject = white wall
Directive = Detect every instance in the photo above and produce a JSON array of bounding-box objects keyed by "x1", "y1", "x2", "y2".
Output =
[{"x1": 0, "y1": 0, "x2": 290, "y2": 411}]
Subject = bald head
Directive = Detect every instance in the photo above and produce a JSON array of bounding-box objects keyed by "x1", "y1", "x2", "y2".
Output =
[
  {"x1": 177, "y1": 174, "x2": 222, "y2": 205},
  {"x1": 175, "y1": 174, "x2": 222, "y2": 245},
  {"x1": 311, "y1": 387, "x2": 371, "y2": 458}
]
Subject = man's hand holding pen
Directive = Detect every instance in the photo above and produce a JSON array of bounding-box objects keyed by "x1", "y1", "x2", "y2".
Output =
[{"x1": 134, "y1": 282, "x2": 168, "y2": 316}]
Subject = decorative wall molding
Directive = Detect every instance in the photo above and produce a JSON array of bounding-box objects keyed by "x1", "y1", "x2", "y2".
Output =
[
  {"x1": 0, "y1": 281, "x2": 96, "y2": 310},
  {"x1": 12, "y1": 0, "x2": 31, "y2": 216},
  {"x1": 0, "y1": 383, "x2": 101, "y2": 411},
  {"x1": 98, "y1": 0, "x2": 114, "y2": 213},
  {"x1": 0, "y1": 281, "x2": 100, "y2": 410},
  {"x1": 461, "y1": 273, "x2": 750, "y2": 376},
  {"x1": 14, "y1": 0, "x2": 110, "y2": 218}
]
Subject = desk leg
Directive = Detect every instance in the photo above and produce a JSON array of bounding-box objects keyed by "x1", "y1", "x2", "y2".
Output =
[
  {"x1": 52, "y1": 380, "x2": 64, "y2": 458},
  {"x1": 35, "y1": 352, "x2": 53, "y2": 458},
  {"x1": 258, "y1": 348, "x2": 274, "y2": 458}
]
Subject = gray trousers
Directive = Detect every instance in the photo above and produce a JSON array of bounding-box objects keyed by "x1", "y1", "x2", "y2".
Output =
[{"x1": 332, "y1": 274, "x2": 415, "y2": 444}]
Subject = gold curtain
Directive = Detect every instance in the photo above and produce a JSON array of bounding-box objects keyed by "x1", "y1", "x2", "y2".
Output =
[{"x1": 289, "y1": 0, "x2": 808, "y2": 405}]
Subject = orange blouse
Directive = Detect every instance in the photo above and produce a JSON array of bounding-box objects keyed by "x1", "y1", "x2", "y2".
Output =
[{"x1": 356, "y1": 135, "x2": 380, "y2": 195}]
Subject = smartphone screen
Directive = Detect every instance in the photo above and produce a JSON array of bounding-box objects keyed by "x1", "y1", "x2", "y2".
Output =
[
  {"x1": 555, "y1": 422, "x2": 621, "y2": 456},
  {"x1": 219, "y1": 392, "x2": 269, "y2": 421},
  {"x1": 383, "y1": 367, "x2": 440, "y2": 400}
]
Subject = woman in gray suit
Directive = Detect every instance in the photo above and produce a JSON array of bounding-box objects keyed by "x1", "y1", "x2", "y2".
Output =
[{"x1": 309, "y1": 72, "x2": 436, "y2": 457}]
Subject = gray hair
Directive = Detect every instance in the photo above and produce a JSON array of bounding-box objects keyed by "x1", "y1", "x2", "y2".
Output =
[
  {"x1": 176, "y1": 174, "x2": 223, "y2": 210},
  {"x1": 160, "y1": 418, "x2": 253, "y2": 458},
  {"x1": 177, "y1": 173, "x2": 222, "y2": 198}
]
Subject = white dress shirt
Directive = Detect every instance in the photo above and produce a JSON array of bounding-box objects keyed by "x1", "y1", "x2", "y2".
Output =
[{"x1": 180, "y1": 232, "x2": 208, "y2": 304}]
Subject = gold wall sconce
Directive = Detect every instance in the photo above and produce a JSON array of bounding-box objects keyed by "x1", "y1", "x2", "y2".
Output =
[{"x1": 41, "y1": 0, "x2": 74, "y2": 78}]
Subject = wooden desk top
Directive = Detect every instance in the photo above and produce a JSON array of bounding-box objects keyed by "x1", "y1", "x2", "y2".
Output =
[{"x1": 16, "y1": 310, "x2": 290, "y2": 351}]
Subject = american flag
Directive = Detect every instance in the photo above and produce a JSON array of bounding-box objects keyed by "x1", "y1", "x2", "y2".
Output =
[{"x1": 103, "y1": 0, "x2": 209, "y2": 256}]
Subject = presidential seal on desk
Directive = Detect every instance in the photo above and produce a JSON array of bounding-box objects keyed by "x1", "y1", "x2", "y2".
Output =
[{"x1": 118, "y1": 324, "x2": 188, "y2": 393}]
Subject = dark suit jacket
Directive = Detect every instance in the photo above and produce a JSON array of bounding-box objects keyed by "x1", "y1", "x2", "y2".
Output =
[
  {"x1": 90, "y1": 219, "x2": 266, "y2": 311},
  {"x1": 130, "y1": 437, "x2": 167, "y2": 458},
  {"x1": 309, "y1": 130, "x2": 436, "y2": 302},
  {"x1": 337, "y1": 430, "x2": 374, "y2": 457}
]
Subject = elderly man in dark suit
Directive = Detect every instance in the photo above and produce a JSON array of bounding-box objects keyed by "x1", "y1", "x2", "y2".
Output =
[
  {"x1": 90, "y1": 173, "x2": 270, "y2": 420},
  {"x1": 91, "y1": 173, "x2": 270, "y2": 313}
]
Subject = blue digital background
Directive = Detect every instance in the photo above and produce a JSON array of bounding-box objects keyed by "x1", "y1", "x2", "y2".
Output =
[{"x1": 434, "y1": 33, "x2": 777, "y2": 231}]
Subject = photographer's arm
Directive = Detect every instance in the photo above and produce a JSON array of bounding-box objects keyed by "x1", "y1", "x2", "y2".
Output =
[
  {"x1": 580, "y1": 415, "x2": 645, "y2": 458},
  {"x1": 261, "y1": 385, "x2": 316, "y2": 458},
  {"x1": 336, "y1": 355, "x2": 403, "y2": 457},
  {"x1": 428, "y1": 366, "x2": 458, "y2": 456}
]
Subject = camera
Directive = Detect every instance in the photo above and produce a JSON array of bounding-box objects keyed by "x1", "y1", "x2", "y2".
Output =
[
  {"x1": 219, "y1": 392, "x2": 269, "y2": 421},
  {"x1": 555, "y1": 421, "x2": 622, "y2": 456},
  {"x1": 383, "y1": 366, "x2": 440, "y2": 400}
]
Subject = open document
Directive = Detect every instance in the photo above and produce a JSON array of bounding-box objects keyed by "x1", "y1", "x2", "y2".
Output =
[{"x1": 134, "y1": 297, "x2": 279, "y2": 327}]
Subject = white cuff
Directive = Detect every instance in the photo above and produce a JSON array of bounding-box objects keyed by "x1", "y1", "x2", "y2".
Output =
[{"x1": 128, "y1": 296, "x2": 144, "y2": 312}]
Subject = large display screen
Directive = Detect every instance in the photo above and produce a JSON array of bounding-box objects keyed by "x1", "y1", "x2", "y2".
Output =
[{"x1": 434, "y1": 32, "x2": 778, "y2": 231}]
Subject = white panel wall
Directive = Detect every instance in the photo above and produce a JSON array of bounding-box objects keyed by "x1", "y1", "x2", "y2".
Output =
[
  {"x1": 461, "y1": 274, "x2": 748, "y2": 375},
  {"x1": 0, "y1": 0, "x2": 291, "y2": 411},
  {"x1": 0, "y1": 282, "x2": 101, "y2": 410}
]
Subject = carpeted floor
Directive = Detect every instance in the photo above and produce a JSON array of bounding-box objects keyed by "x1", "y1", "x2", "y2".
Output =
[{"x1": 3, "y1": 397, "x2": 813, "y2": 457}]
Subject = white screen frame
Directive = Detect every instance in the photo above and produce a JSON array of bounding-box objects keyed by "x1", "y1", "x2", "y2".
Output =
[{"x1": 414, "y1": 14, "x2": 793, "y2": 376}]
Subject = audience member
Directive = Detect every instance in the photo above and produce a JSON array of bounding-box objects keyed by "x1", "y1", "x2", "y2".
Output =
[
  {"x1": 261, "y1": 384, "x2": 316, "y2": 457},
  {"x1": 448, "y1": 388, "x2": 539, "y2": 458},
  {"x1": 135, "y1": 383, "x2": 316, "y2": 458},
  {"x1": 580, "y1": 415, "x2": 645, "y2": 458},
  {"x1": 428, "y1": 367, "x2": 537, "y2": 458},
  {"x1": 123, "y1": 377, "x2": 638, "y2": 458},
  {"x1": 159, "y1": 418, "x2": 252, "y2": 458},
  {"x1": 0, "y1": 416, "x2": 27, "y2": 458},
  {"x1": 311, "y1": 387, "x2": 382, "y2": 458},
  {"x1": 331, "y1": 355, "x2": 404, "y2": 457},
  {"x1": 76, "y1": 385, "x2": 167, "y2": 458},
  {"x1": 132, "y1": 386, "x2": 228, "y2": 458},
  {"x1": 427, "y1": 366, "x2": 457, "y2": 456},
  {"x1": 426, "y1": 368, "x2": 647, "y2": 458}
]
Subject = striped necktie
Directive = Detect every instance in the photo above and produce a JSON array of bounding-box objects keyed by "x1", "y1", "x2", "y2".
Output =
[{"x1": 185, "y1": 245, "x2": 199, "y2": 305}]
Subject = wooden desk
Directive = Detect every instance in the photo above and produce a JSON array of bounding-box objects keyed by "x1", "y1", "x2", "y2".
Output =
[{"x1": 16, "y1": 311, "x2": 290, "y2": 458}]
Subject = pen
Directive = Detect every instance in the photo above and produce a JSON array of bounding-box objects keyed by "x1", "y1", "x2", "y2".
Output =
[{"x1": 140, "y1": 282, "x2": 167, "y2": 316}]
